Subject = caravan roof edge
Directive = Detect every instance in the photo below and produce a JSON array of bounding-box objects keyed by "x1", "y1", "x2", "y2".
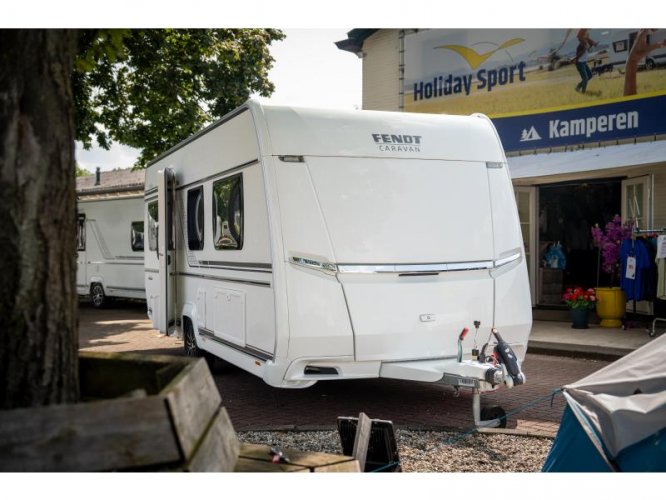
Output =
[{"x1": 146, "y1": 103, "x2": 258, "y2": 168}]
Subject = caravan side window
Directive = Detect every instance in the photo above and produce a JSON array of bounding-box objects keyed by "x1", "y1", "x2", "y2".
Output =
[
  {"x1": 77, "y1": 214, "x2": 85, "y2": 251},
  {"x1": 187, "y1": 186, "x2": 205, "y2": 250},
  {"x1": 212, "y1": 174, "x2": 243, "y2": 250},
  {"x1": 147, "y1": 202, "x2": 158, "y2": 251},
  {"x1": 131, "y1": 221, "x2": 144, "y2": 251}
]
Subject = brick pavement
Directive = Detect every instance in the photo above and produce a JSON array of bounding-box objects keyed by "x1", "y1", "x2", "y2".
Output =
[{"x1": 78, "y1": 302, "x2": 610, "y2": 438}]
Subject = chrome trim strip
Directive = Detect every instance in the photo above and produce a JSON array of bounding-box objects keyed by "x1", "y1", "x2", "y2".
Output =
[
  {"x1": 336, "y1": 252, "x2": 521, "y2": 274},
  {"x1": 495, "y1": 252, "x2": 521, "y2": 267},
  {"x1": 199, "y1": 327, "x2": 273, "y2": 361},
  {"x1": 291, "y1": 256, "x2": 337, "y2": 273},
  {"x1": 192, "y1": 260, "x2": 272, "y2": 274},
  {"x1": 178, "y1": 272, "x2": 271, "y2": 288}
]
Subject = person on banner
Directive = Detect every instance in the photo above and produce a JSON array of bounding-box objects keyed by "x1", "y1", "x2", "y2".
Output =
[{"x1": 574, "y1": 29, "x2": 598, "y2": 94}]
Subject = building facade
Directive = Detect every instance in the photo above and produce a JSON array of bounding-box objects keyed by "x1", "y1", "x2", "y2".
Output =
[{"x1": 337, "y1": 28, "x2": 666, "y2": 310}]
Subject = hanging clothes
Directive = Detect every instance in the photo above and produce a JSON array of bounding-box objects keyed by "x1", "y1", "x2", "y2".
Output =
[
  {"x1": 620, "y1": 238, "x2": 652, "y2": 301},
  {"x1": 657, "y1": 235, "x2": 666, "y2": 300}
]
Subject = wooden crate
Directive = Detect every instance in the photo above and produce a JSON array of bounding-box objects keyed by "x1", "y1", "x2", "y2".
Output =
[{"x1": 0, "y1": 352, "x2": 239, "y2": 472}]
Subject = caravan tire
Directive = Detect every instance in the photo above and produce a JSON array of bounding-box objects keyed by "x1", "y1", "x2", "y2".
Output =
[
  {"x1": 90, "y1": 283, "x2": 106, "y2": 308},
  {"x1": 183, "y1": 318, "x2": 203, "y2": 358},
  {"x1": 183, "y1": 318, "x2": 221, "y2": 371}
]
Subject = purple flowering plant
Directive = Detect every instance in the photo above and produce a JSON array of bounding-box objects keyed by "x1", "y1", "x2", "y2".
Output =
[{"x1": 590, "y1": 215, "x2": 633, "y2": 284}]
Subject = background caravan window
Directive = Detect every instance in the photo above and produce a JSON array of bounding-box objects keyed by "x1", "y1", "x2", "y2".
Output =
[
  {"x1": 147, "y1": 201, "x2": 158, "y2": 251},
  {"x1": 77, "y1": 214, "x2": 85, "y2": 251},
  {"x1": 213, "y1": 174, "x2": 243, "y2": 250},
  {"x1": 187, "y1": 186, "x2": 205, "y2": 250},
  {"x1": 131, "y1": 221, "x2": 144, "y2": 251}
]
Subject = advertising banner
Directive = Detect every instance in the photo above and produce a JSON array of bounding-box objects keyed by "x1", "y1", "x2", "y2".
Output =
[{"x1": 404, "y1": 29, "x2": 666, "y2": 151}]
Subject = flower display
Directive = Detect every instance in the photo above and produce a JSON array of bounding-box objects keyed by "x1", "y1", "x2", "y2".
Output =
[
  {"x1": 562, "y1": 287, "x2": 597, "y2": 310},
  {"x1": 591, "y1": 215, "x2": 633, "y2": 284}
]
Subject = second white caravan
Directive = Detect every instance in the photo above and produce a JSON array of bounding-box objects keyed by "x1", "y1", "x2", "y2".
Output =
[{"x1": 144, "y1": 101, "x2": 532, "y2": 426}]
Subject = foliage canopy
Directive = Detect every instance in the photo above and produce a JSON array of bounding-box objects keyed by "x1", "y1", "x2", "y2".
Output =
[{"x1": 74, "y1": 29, "x2": 284, "y2": 166}]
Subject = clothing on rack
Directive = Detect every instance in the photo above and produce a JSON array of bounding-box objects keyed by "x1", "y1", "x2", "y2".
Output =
[
  {"x1": 657, "y1": 235, "x2": 666, "y2": 300},
  {"x1": 620, "y1": 237, "x2": 655, "y2": 302}
]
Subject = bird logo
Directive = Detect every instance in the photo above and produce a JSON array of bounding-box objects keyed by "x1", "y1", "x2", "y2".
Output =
[{"x1": 435, "y1": 38, "x2": 525, "y2": 69}]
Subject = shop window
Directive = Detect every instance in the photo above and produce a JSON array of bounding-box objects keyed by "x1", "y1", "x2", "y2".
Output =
[
  {"x1": 213, "y1": 174, "x2": 243, "y2": 250},
  {"x1": 187, "y1": 186, "x2": 205, "y2": 250},
  {"x1": 77, "y1": 214, "x2": 86, "y2": 251},
  {"x1": 148, "y1": 201, "x2": 158, "y2": 251},
  {"x1": 131, "y1": 221, "x2": 144, "y2": 251}
]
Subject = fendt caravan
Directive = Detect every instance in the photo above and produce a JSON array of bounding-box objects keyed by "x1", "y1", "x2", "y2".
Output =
[
  {"x1": 77, "y1": 169, "x2": 146, "y2": 307},
  {"x1": 144, "y1": 101, "x2": 532, "y2": 426}
]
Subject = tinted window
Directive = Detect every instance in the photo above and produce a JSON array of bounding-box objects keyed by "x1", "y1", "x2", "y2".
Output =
[
  {"x1": 131, "y1": 221, "x2": 144, "y2": 251},
  {"x1": 77, "y1": 214, "x2": 85, "y2": 251},
  {"x1": 187, "y1": 187, "x2": 205, "y2": 250},
  {"x1": 213, "y1": 174, "x2": 243, "y2": 250},
  {"x1": 148, "y1": 201, "x2": 158, "y2": 251}
]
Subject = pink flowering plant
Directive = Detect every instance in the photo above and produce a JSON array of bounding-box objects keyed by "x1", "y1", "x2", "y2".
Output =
[
  {"x1": 591, "y1": 215, "x2": 633, "y2": 284},
  {"x1": 562, "y1": 287, "x2": 597, "y2": 310}
]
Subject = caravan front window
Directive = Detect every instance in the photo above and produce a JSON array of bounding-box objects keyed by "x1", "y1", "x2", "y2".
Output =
[
  {"x1": 131, "y1": 221, "x2": 144, "y2": 251},
  {"x1": 212, "y1": 174, "x2": 243, "y2": 250},
  {"x1": 148, "y1": 202, "x2": 158, "y2": 251}
]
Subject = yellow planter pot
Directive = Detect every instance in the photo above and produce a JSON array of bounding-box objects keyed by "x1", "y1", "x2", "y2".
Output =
[{"x1": 595, "y1": 287, "x2": 626, "y2": 328}]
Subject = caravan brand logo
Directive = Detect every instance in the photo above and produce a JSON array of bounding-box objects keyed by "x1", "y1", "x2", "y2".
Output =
[
  {"x1": 412, "y1": 37, "x2": 527, "y2": 102},
  {"x1": 372, "y1": 133, "x2": 422, "y2": 153}
]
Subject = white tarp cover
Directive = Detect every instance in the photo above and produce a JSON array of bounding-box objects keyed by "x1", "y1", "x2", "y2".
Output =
[{"x1": 563, "y1": 333, "x2": 666, "y2": 457}]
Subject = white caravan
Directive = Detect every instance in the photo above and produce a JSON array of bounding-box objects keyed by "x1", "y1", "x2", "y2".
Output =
[
  {"x1": 144, "y1": 100, "x2": 532, "y2": 426},
  {"x1": 77, "y1": 192, "x2": 146, "y2": 307},
  {"x1": 607, "y1": 29, "x2": 666, "y2": 70}
]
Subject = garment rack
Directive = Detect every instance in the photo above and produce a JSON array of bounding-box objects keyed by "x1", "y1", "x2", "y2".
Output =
[{"x1": 631, "y1": 227, "x2": 666, "y2": 337}]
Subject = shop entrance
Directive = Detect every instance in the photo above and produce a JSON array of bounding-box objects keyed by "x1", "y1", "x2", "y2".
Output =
[{"x1": 538, "y1": 179, "x2": 622, "y2": 306}]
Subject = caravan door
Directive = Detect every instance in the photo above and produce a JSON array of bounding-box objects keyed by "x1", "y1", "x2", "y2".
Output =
[{"x1": 157, "y1": 168, "x2": 177, "y2": 334}]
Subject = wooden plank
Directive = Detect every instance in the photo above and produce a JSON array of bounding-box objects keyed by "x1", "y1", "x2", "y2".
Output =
[
  {"x1": 234, "y1": 457, "x2": 307, "y2": 472},
  {"x1": 163, "y1": 358, "x2": 222, "y2": 458},
  {"x1": 313, "y1": 460, "x2": 361, "y2": 472},
  {"x1": 0, "y1": 395, "x2": 181, "y2": 472},
  {"x1": 238, "y1": 443, "x2": 356, "y2": 469},
  {"x1": 351, "y1": 412, "x2": 372, "y2": 472},
  {"x1": 185, "y1": 407, "x2": 240, "y2": 472}
]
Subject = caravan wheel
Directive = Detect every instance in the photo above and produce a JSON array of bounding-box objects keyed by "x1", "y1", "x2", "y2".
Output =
[
  {"x1": 184, "y1": 319, "x2": 202, "y2": 358},
  {"x1": 90, "y1": 283, "x2": 106, "y2": 308}
]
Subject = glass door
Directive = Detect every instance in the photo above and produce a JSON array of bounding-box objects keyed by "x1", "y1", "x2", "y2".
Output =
[
  {"x1": 514, "y1": 187, "x2": 536, "y2": 306},
  {"x1": 622, "y1": 175, "x2": 653, "y2": 314},
  {"x1": 622, "y1": 175, "x2": 652, "y2": 230}
]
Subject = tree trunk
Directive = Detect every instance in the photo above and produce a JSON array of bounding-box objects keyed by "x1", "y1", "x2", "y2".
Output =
[{"x1": 0, "y1": 29, "x2": 79, "y2": 409}]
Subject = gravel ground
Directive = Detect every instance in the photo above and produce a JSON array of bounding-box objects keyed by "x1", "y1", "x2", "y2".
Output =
[{"x1": 237, "y1": 429, "x2": 553, "y2": 472}]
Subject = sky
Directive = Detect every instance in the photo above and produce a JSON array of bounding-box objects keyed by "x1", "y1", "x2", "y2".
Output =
[
  {"x1": 12, "y1": 0, "x2": 652, "y2": 173},
  {"x1": 75, "y1": 29, "x2": 362, "y2": 172}
]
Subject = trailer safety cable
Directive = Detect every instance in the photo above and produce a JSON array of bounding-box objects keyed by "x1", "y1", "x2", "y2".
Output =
[
  {"x1": 442, "y1": 387, "x2": 564, "y2": 448},
  {"x1": 369, "y1": 461, "x2": 401, "y2": 473}
]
